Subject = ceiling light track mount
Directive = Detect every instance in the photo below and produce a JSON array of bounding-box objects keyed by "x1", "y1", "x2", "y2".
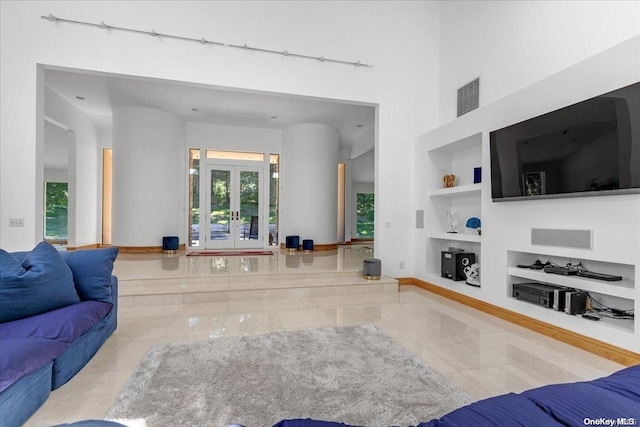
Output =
[{"x1": 41, "y1": 13, "x2": 372, "y2": 68}]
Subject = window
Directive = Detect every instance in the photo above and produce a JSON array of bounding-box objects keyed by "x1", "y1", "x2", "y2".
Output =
[
  {"x1": 189, "y1": 148, "x2": 200, "y2": 247},
  {"x1": 269, "y1": 154, "x2": 279, "y2": 246},
  {"x1": 356, "y1": 193, "x2": 374, "y2": 239},
  {"x1": 206, "y1": 150, "x2": 264, "y2": 162},
  {"x1": 44, "y1": 182, "x2": 68, "y2": 242}
]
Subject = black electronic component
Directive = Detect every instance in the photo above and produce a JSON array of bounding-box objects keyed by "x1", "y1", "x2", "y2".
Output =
[
  {"x1": 564, "y1": 291, "x2": 588, "y2": 315},
  {"x1": 441, "y1": 251, "x2": 476, "y2": 281},
  {"x1": 512, "y1": 282, "x2": 566, "y2": 309},
  {"x1": 517, "y1": 260, "x2": 548, "y2": 270},
  {"x1": 576, "y1": 271, "x2": 622, "y2": 281},
  {"x1": 553, "y1": 288, "x2": 571, "y2": 312},
  {"x1": 544, "y1": 266, "x2": 578, "y2": 276}
]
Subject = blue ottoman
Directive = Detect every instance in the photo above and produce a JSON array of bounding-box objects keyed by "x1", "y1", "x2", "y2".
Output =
[
  {"x1": 285, "y1": 235, "x2": 300, "y2": 252},
  {"x1": 302, "y1": 239, "x2": 314, "y2": 253},
  {"x1": 162, "y1": 236, "x2": 179, "y2": 254}
]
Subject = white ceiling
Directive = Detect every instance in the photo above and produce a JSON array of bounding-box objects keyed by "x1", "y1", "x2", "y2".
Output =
[{"x1": 44, "y1": 68, "x2": 376, "y2": 154}]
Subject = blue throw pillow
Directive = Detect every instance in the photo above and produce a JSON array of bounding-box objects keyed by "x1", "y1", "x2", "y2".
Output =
[
  {"x1": 0, "y1": 241, "x2": 80, "y2": 323},
  {"x1": 60, "y1": 247, "x2": 119, "y2": 302}
]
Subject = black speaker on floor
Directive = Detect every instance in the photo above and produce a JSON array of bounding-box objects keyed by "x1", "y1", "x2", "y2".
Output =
[{"x1": 441, "y1": 250, "x2": 476, "y2": 281}]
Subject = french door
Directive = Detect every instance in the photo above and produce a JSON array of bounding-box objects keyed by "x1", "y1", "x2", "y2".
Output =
[{"x1": 203, "y1": 164, "x2": 264, "y2": 249}]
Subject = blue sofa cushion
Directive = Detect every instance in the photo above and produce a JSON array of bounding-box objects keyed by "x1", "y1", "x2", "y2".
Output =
[
  {"x1": 417, "y1": 392, "x2": 563, "y2": 427},
  {"x1": 521, "y1": 365, "x2": 640, "y2": 425},
  {"x1": 0, "y1": 242, "x2": 80, "y2": 323},
  {"x1": 60, "y1": 247, "x2": 119, "y2": 302},
  {"x1": 0, "y1": 338, "x2": 69, "y2": 393},
  {"x1": 273, "y1": 420, "x2": 357, "y2": 427},
  {"x1": 0, "y1": 300, "x2": 112, "y2": 344},
  {"x1": 582, "y1": 364, "x2": 640, "y2": 402}
]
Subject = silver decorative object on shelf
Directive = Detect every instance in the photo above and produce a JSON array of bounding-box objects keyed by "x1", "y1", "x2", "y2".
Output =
[{"x1": 446, "y1": 211, "x2": 458, "y2": 233}]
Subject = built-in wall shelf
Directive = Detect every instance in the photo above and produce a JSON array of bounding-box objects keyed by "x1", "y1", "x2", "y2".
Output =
[
  {"x1": 429, "y1": 231, "x2": 481, "y2": 243},
  {"x1": 508, "y1": 267, "x2": 635, "y2": 300},
  {"x1": 507, "y1": 250, "x2": 635, "y2": 335},
  {"x1": 428, "y1": 184, "x2": 481, "y2": 198},
  {"x1": 425, "y1": 132, "x2": 482, "y2": 154},
  {"x1": 510, "y1": 297, "x2": 634, "y2": 334},
  {"x1": 415, "y1": 40, "x2": 640, "y2": 356}
]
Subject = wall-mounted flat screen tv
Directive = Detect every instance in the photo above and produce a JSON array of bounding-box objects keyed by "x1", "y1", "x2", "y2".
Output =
[{"x1": 490, "y1": 82, "x2": 640, "y2": 201}]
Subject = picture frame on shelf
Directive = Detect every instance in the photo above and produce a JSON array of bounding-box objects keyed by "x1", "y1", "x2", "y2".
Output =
[{"x1": 522, "y1": 171, "x2": 545, "y2": 196}]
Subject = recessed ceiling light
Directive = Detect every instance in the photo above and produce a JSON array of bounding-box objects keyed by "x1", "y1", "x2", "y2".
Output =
[
  {"x1": 75, "y1": 96, "x2": 85, "y2": 100},
  {"x1": 191, "y1": 108, "x2": 199, "y2": 112}
]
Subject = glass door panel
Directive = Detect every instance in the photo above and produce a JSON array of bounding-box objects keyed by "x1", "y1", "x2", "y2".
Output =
[
  {"x1": 269, "y1": 154, "x2": 279, "y2": 246},
  {"x1": 236, "y1": 168, "x2": 262, "y2": 248},
  {"x1": 237, "y1": 170, "x2": 260, "y2": 243},
  {"x1": 188, "y1": 148, "x2": 200, "y2": 247},
  {"x1": 210, "y1": 168, "x2": 232, "y2": 245},
  {"x1": 204, "y1": 164, "x2": 263, "y2": 249}
]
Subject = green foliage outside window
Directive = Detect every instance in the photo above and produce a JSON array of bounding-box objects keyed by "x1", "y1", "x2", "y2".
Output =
[
  {"x1": 356, "y1": 193, "x2": 374, "y2": 238},
  {"x1": 210, "y1": 170, "x2": 260, "y2": 224},
  {"x1": 45, "y1": 182, "x2": 68, "y2": 239}
]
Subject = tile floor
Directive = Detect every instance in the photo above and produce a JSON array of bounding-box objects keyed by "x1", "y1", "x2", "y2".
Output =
[{"x1": 24, "y1": 248, "x2": 626, "y2": 426}]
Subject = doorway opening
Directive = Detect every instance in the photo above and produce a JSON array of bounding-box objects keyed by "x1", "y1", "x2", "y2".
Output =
[
  {"x1": 204, "y1": 164, "x2": 264, "y2": 249},
  {"x1": 40, "y1": 66, "x2": 376, "y2": 253},
  {"x1": 189, "y1": 149, "x2": 275, "y2": 250}
]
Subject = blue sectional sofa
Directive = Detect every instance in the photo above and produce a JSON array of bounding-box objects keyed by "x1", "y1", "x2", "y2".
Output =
[
  {"x1": 274, "y1": 364, "x2": 640, "y2": 427},
  {"x1": 0, "y1": 242, "x2": 119, "y2": 427}
]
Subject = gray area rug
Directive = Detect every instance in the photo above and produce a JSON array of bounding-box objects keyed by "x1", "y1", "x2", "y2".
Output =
[{"x1": 106, "y1": 325, "x2": 473, "y2": 426}]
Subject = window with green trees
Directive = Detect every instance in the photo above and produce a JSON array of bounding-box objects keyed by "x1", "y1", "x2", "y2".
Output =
[
  {"x1": 188, "y1": 149, "x2": 200, "y2": 246},
  {"x1": 356, "y1": 192, "x2": 374, "y2": 238},
  {"x1": 44, "y1": 182, "x2": 68, "y2": 240}
]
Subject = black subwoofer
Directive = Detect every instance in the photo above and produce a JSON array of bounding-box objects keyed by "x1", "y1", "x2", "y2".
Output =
[{"x1": 441, "y1": 251, "x2": 475, "y2": 281}]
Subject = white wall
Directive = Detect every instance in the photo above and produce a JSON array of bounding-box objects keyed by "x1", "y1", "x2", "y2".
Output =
[
  {"x1": 187, "y1": 123, "x2": 282, "y2": 154},
  {"x1": 438, "y1": 1, "x2": 640, "y2": 124},
  {"x1": 112, "y1": 106, "x2": 185, "y2": 246},
  {"x1": 44, "y1": 120, "x2": 69, "y2": 172},
  {"x1": 44, "y1": 169, "x2": 68, "y2": 182},
  {"x1": 282, "y1": 123, "x2": 339, "y2": 245},
  {"x1": 0, "y1": 1, "x2": 439, "y2": 277},
  {"x1": 44, "y1": 87, "x2": 100, "y2": 247},
  {"x1": 351, "y1": 149, "x2": 374, "y2": 184}
]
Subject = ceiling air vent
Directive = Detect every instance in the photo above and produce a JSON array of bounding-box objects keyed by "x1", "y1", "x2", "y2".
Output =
[{"x1": 457, "y1": 77, "x2": 479, "y2": 117}]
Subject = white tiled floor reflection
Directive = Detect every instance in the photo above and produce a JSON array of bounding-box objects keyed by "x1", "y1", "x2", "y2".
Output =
[
  {"x1": 113, "y1": 245, "x2": 375, "y2": 281},
  {"x1": 24, "y1": 248, "x2": 627, "y2": 426}
]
